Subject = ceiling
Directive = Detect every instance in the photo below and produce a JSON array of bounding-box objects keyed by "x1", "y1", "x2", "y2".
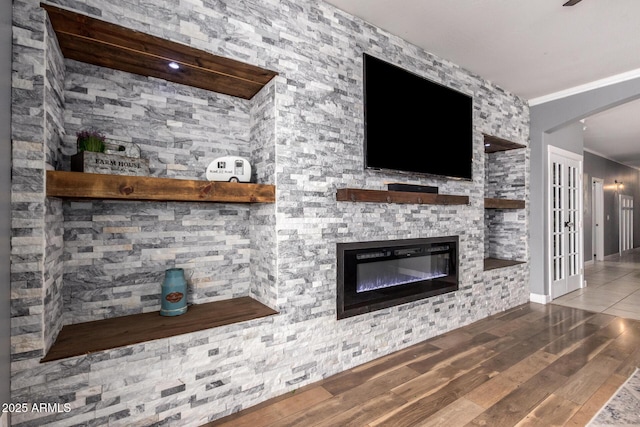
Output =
[{"x1": 324, "y1": 0, "x2": 640, "y2": 169}]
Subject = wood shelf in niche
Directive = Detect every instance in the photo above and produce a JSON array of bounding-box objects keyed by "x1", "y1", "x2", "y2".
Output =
[
  {"x1": 41, "y1": 297, "x2": 278, "y2": 362},
  {"x1": 46, "y1": 171, "x2": 276, "y2": 203},
  {"x1": 484, "y1": 257, "x2": 526, "y2": 271},
  {"x1": 483, "y1": 134, "x2": 526, "y2": 153},
  {"x1": 41, "y1": 3, "x2": 278, "y2": 99},
  {"x1": 484, "y1": 198, "x2": 525, "y2": 209},
  {"x1": 336, "y1": 188, "x2": 469, "y2": 205}
]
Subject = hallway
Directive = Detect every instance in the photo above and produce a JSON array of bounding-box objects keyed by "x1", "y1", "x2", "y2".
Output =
[{"x1": 551, "y1": 248, "x2": 640, "y2": 320}]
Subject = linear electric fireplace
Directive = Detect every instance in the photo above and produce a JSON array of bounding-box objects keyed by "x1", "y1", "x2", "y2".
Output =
[{"x1": 337, "y1": 236, "x2": 459, "y2": 319}]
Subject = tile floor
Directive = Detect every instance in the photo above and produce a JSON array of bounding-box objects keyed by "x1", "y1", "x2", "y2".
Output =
[{"x1": 551, "y1": 247, "x2": 640, "y2": 320}]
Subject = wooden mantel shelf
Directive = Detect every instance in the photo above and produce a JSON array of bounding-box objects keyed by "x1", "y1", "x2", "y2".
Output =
[
  {"x1": 484, "y1": 198, "x2": 525, "y2": 209},
  {"x1": 41, "y1": 3, "x2": 278, "y2": 99},
  {"x1": 41, "y1": 297, "x2": 278, "y2": 362},
  {"x1": 483, "y1": 134, "x2": 527, "y2": 153},
  {"x1": 484, "y1": 257, "x2": 526, "y2": 271},
  {"x1": 46, "y1": 171, "x2": 275, "y2": 203},
  {"x1": 336, "y1": 188, "x2": 469, "y2": 205}
]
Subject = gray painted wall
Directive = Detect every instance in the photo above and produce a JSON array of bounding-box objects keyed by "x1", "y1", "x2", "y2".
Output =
[
  {"x1": 1, "y1": 0, "x2": 12, "y2": 409},
  {"x1": 545, "y1": 122, "x2": 584, "y2": 157},
  {"x1": 584, "y1": 151, "x2": 640, "y2": 261},
  {"x1": 529, "y1": 77, "x2": 640, "y2": 298}
]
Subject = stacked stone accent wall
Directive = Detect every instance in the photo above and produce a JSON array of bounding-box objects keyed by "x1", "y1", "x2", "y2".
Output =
[
  {"x1": 11, "y1": 0, "x2": 49, "y2": 367},
  {"x1": 63, "y1": 59, "x2": 252, "y2": 179},
  {"x1": 9, "y1": 0, "x2": 530, "y2": 426},
  {"x1": 59, "y1": 57, "x2": 274, "y2": 323},
  {"x1": 61, "y1": 200, "x2": 254, "y2": 323},
  {"x1": 249, "y1": 79, "x2": 278, "y2": 308},
  {"x1": 43, "y1": 16, "x2": 66, "y2": 352},
  {"x1": 484, "y1": 148, "x2": 529, "y2": 260}
]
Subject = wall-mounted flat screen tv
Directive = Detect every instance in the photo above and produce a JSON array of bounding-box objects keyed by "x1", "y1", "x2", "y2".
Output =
[{"x1": 363, "y1": 53, "x2": 473, "y2": 180}]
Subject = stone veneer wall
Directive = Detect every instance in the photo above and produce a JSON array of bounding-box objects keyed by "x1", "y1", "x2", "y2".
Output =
[
  {"x1": 60, "y1": 58, "x2": 268, "y2": 323},
  {"x1": 484, "y1": 149, "x2": 529, "y2": 260},
  {"x1": 249, "y1": 80, "x2": 278, "y2": 308},
  {"x1": 62, "y1": 60, "x2": 253, "y2": 178},
  {"x1": 42, "y1": 17, "x2": 66, "y2": 352},
  {"x1": 10, "y1": 1, "x2": 530, "y2": 426}
]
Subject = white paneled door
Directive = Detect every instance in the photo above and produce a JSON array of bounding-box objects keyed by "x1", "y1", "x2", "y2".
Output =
[
  {"x1": 619, "y1": 194, "x2": 634, "y2": 254},
  {"x1": 592, "y1": 178, "x2": 604, "y2": 262},
  {"x1": 549, "y1": 146, "x2": 583, "y2": 299}
]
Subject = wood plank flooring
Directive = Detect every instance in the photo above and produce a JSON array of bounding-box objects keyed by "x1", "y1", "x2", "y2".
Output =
[{"x1": 204, "y1": 302, "x2": 640, "y2": 427}]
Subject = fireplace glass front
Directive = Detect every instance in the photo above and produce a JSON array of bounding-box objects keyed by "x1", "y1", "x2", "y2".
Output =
[{"x1": 337, "y1": 236, "x2": 458, "y2": 319}]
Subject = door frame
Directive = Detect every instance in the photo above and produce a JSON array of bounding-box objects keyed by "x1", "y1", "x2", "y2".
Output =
[{"x1": 547, "y1": 145, "x2": 584, "y2": 300}]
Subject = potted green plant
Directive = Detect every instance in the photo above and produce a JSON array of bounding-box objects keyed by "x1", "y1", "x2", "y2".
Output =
[{"x1": 76, "y1": 128, "x2": 106, "y2": 153}]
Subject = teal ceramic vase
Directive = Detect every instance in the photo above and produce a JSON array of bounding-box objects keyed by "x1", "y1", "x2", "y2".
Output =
[{"x1": 160, "y1": 268, "x2": 187, "y2": 316}]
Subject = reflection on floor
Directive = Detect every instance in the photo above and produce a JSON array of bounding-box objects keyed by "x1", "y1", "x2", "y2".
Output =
[{"x1": 552, "y1": 248, "x2": 640, "y2": 321}]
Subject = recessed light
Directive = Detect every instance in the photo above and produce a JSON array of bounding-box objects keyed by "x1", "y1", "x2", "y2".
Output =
[{"x1": 168, "y1": 62, "x2": 180, "y2": 70}]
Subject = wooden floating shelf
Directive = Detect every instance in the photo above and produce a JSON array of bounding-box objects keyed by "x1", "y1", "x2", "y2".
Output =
[
  {"x1": 41, "y1": 297, "x2": 278, "y2": 362},
  {"x1": 46, "y1": 171, "x2": 275, "y2": 203},
  {"x1": 41, "y1": 3, "x2": 277, "y2": 99},
  {"x1": 484, "y1": 198, "x2": 525, "y2": 209},
  {"x1": 484, "y1": 257, "x2": 526, "y2": 271},
  {"x1": 336, "y1": 188, "x2": 469, "y2": 205},
  {"x1": 483, "y1": 134, "x2": 527, "y2": 153}
]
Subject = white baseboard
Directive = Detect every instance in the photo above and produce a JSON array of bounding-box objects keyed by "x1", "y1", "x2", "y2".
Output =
[
  {"x1": 584, "y1": 259, "x2": 594, "y2": 266},
  {"x1": 530, "y1": 293, "x2": 551, "y2": 304}
]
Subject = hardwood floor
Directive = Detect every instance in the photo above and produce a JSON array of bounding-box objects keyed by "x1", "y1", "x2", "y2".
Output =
[
  {"x1": 205, "y1": 304, "x2": 640, "y2": 427},
  {"x1": 205, "y1": 255, "x2": 640, "y2": 427}
]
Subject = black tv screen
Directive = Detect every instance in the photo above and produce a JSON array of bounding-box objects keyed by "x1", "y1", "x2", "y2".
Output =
[{"x1": 363, "y1": 53, "x2": 473, "y2": 180}]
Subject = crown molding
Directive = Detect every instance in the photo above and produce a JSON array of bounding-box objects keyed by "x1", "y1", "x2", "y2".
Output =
[
  {"x1": 529, "y1": 68, "x2": 640, "y2": 106},
  {"x1": 583, "y1": 147, "x2": 640, "y2": 171}
]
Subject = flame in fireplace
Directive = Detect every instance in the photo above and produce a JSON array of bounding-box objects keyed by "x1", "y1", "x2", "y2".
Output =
[{"x1": 356, "y1": 270, "x2": 448, "y2": 293}]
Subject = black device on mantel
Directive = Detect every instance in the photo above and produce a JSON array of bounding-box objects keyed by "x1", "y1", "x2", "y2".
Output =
[{"x1": 387, "y1": 183, "x2": 439, "y2": 194}]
